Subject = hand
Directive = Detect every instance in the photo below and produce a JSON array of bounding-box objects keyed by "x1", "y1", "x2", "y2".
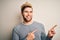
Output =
[
  {"x1": 48, "y1": 25, "x2": 57, "y2": 38},
  {"x1": 26, "y1": 29, "x2": 37, "y2": 40}
]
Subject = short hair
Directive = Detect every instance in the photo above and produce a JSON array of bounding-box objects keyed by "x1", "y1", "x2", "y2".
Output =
[{"x1": 21, "y1": 2, "x2": 32, "y2": 13}]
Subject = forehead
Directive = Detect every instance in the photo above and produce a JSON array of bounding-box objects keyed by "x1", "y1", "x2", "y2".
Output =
[{"x1": 24, "y1": 7, "x2": 33, "y2": 11}]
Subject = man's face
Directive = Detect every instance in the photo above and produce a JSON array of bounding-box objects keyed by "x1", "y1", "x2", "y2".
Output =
[{"x1": 22, "y1": 7, "x2": 33, "y2": 22}]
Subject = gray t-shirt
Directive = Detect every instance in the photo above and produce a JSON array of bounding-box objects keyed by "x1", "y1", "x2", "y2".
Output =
[{"x1": 12, "y1": 21, "x2": 51, "y2": 40}]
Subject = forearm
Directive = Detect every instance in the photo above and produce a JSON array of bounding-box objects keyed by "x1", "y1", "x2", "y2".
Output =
[{"x1": 45, "y1": 35, "x2": 52, "y2": 40}]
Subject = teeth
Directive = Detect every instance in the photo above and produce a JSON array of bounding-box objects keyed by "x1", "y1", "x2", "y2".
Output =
[
  {"x1": 26, "y1": 16, "x2": 30, "y2": 19},
  {"x1": 27, "y1": 16, "x2": 29, "y2": 17}
]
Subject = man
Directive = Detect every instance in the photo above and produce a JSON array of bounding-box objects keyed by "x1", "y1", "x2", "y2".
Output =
[{"x1": 12, "y1": 2, "x2": 57, "y2": 40}]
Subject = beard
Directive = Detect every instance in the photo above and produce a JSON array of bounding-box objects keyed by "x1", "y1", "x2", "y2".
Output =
[{"x1": 23, "y1": 15, "x2": 32, "y2": 22}]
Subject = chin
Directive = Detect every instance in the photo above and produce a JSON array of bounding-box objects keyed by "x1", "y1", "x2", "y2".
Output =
[
  {"x1": 26, "y1": 20, "x2": 32, "y2": 22},
  {"x1": 24, "y1": 18, "x2": 32, "y2": 22}
]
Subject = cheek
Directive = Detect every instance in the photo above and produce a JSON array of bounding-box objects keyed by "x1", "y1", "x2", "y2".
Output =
[
  {"x1": 29, "y1": 13, "x2": 33, "y2": 17},
  {"x1": 23, "y1": 13, "x2": 28, "y2": 17},
  {"x1": 30, "y1": 13, "x2": 33, "y2": 16}
]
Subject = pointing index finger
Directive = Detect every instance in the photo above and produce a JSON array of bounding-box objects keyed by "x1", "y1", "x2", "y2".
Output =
[
  {"x1": 52, "y1": 25, "x2": 57, "y2": 29},
  {"x1": 31, "y1": 29, "x2": 37, "y2": 33}
]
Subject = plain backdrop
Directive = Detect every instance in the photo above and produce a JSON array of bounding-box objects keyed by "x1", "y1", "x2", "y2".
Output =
[{"x1": 0, "y1": 0, "x2": 60, "y2": 40}]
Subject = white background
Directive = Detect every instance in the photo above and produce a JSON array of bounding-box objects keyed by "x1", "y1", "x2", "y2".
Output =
[{"x1": 0, "y1": 0, "x2": 60, "y2": 40}]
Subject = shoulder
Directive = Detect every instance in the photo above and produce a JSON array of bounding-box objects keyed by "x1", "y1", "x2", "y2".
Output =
[
  {"x1": 33, "y1": 21, "x2": 45, "y2": 29},
  {"x1": 34, "y1": 21, "x2": 44, "y2": 26},
  {"x1": 13, "y1": 23, "x2": 22, "y2": 32}
]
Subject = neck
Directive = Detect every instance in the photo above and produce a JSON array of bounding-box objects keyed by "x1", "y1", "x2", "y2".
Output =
[{"x1": 23, "y1": 20, "x2": 33, "y2": 25}]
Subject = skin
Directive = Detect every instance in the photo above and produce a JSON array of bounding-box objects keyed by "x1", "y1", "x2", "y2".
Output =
[
  {"x1": 22, "y1": 7, "x2": 33, "y2": 25},
  {"x1": 48, "y1": 25, "x2": 57, "y2": 38},
  {"x1": 21, "y1": 7, "x2": 57, "y2": 40}
]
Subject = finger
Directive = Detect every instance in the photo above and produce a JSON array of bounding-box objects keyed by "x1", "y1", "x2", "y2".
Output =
[
  {"x1": 31, "y1": 29, "x2": 37, "y2": 33},
  {"x1": 50, "y1": 29, "x2": 56, "y2": 34},
  {"x1": 52, "y1": 25, "x2": 57, "y2": 29}
]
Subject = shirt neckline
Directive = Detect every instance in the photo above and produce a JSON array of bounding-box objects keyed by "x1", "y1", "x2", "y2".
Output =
[{"x1": 21, "y1": 21, "x2": 35, "y2": 26}]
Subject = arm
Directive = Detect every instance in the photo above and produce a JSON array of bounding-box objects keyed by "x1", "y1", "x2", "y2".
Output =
[
  {"x1": 12, "y1": 28, "x2": 34, "y2": 40},
  {"x1": 12, "y1": 28, "x2": 19, "y2": 40},
  {"x1": 41, "y1": 25, "x2": 52, "y2": 40},
  {"x1": 12, "y1": 27, "x2": 27, "y2": 40}
]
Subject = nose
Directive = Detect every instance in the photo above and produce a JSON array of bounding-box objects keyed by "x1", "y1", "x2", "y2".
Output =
[{"x1": 28, "y1": 12, "x2": 30, "y2": 16}]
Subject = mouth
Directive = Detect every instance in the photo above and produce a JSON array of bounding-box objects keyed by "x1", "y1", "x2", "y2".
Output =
[
  {"x1": 23, "y1": 15, "x2": 32, "y2": 22},
  {"x1": 26, "y1": 15, "x2": 31, "y2": 19}
]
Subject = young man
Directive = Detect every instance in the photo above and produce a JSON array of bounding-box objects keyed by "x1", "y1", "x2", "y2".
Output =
[{"x1": 12, "y1": 2, "x2": 57, "y2": 40}]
